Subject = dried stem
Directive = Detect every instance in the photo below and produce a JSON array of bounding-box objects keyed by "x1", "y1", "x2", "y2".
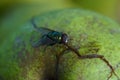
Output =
[
  {"x1": 55, "y1": 48, "x2": 69, "y2": 80},
  {"x1": 64, "y1": 43, "x2": 120, "y2": 80}
]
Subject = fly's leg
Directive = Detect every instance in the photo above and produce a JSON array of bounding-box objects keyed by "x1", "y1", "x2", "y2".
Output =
[{"x1": 64, "y1": 43, "x2": 120, "y2": 80}]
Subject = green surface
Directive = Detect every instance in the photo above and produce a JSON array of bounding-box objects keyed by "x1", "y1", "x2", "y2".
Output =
[{"x1": 0, "y1": 9, "x2": 120, "y2": 80}]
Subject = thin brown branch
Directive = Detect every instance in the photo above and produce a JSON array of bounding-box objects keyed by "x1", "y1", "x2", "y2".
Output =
[{"x1": 64, "y1": 43, "x2": 120, "y2": 80}]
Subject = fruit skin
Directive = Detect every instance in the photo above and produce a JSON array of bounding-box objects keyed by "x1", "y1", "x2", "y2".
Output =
[{"x1": 0, "y1": 9, "x2": 120, "y2": 80}]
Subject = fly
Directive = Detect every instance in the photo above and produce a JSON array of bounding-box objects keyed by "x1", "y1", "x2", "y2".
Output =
[{"x1": 30, "y1": 19, "x2": 68, "y2": 48}]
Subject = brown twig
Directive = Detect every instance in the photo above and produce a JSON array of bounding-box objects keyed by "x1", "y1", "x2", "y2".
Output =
[
  {"x1": 64, "y1": 43, "x2": 120, "y2": 80},
  {"x1": 55, "y1": 48, "x2": 69, "y2": 80}
]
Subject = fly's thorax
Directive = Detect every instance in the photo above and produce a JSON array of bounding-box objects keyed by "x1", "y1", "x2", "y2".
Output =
[{"x1": 47, "y1": 31, "x2": 63, "y2": 43}]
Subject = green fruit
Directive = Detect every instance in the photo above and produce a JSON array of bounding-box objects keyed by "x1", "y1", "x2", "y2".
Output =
[{"x1": 0, "y1": 9, "x2": 120, "y2": 80}]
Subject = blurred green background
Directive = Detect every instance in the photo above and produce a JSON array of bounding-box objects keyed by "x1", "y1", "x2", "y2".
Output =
[{"x1": 0, "y1": 0, "x2": 120, "y2": 44}]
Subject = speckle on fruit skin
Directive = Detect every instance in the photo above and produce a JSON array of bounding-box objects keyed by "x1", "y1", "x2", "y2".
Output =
[{"x1": 0, "y1": 9, "x2": 120, "y2": 80}]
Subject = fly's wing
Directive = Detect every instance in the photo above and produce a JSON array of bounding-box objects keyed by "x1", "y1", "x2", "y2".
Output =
[
  {"x1": 30, "y1": 36, "x2": 55, "y2": 48},
  {"x1": 31, "y1": 18, "x2": 54, "y2": 35},
  {"x1": 30, "y1": 18, "x2": 56, "y2": 47}
]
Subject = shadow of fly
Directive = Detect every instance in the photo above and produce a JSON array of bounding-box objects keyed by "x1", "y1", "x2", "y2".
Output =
[{"x1": 30, "y1": 18, "x2": 120, "y2": 80}]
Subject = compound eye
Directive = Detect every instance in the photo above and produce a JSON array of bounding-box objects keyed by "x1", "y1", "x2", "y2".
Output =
[
  {"x1": 62, "y1": 34, "x2": 68, "y2": 43},
  {"x1": 65, "y1": 38, "x2": 68, "y2": 43}
]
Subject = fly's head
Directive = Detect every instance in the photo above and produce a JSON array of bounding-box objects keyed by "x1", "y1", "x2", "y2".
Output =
[{"x1": 61, "y1": 33, "x2": 68, "y2": 44}]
